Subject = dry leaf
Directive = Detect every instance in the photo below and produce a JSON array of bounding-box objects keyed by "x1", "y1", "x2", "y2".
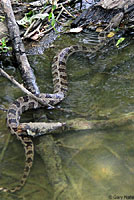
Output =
[{"x1": 107, "y1": 31, "x2": 115, "y2": 38}]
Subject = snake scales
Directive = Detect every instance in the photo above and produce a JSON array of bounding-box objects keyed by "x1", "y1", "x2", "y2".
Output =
[{"x1": 0, "y1": 45, "x2": 99, "y2": 193}]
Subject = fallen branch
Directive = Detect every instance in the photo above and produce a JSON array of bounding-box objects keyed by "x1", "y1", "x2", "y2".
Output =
[
  {"x1": 1, "y1": 0, "x2": 40, "y2": 94},
  {"x1": 67, "y1": 114, "x2": 134, "y2": 131},
  {"x1": 20, "y1": 112, "x2": 134, "y2": 135},
  {"x1": 18, "y1": 122, "x2": 65, "y2": 137}
]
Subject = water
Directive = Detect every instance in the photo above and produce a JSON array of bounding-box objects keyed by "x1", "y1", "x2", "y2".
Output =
[{"x1": 0, "y1": 32, "x2": 134, "y2": 199}]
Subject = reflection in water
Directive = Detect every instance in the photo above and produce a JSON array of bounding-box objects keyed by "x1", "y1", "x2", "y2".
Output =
[{"x1": 0, "y1": 33, "x2": 134, "y2": 199}]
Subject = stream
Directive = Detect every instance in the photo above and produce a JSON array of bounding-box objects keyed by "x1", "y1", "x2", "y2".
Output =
[{"x1": 0, "y1": 30, "x2": 134, "y2": 200}]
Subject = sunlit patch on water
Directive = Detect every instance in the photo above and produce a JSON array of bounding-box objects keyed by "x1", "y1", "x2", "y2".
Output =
[{"x1": 94, "y1": 160, "x2": 116, "y2": 180}]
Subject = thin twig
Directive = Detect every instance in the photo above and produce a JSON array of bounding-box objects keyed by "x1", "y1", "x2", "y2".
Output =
[
  {"x1": 56, "y1": 5, "x2": 64, "y2": 21},
  {"x1": 23, "y1": 23, "x2": 42, "y2": 39},
  {"x1": 23, "y1": 20, "x2": 36, "y2": 38},
  {"x1": 37, "y1": 26, "x2": 53, "y2": 36},
  {"x1": 60, "y1": 4, "x2": 75, "y2": 18},
  {"x1": 23, "y1": 6, "x2": 52, "y2": 38},
  {"x1": 0, "y1": 68, "x2": 53, "y2": 108},
  {"x1": 23, "y1": 0, "x2": 75, "y2": 39}
]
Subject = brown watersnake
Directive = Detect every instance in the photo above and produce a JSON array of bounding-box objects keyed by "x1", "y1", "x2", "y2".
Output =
[{"x1": 0, "y1": 45, "x2": 101, "y2": 193}]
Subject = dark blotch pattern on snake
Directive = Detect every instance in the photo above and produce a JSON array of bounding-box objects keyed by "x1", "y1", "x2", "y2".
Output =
[{"x1": 0, "y1": 45, "x2": 97, "y2": 192}]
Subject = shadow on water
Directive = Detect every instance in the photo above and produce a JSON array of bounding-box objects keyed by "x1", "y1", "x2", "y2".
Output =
[{"x1": 0, "y1": 31, "x2": 134, "y2": 199}]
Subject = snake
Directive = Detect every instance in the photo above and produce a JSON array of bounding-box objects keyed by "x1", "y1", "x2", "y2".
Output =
[{"x1": 0, "y1": 45, "x2": 99, "y2": 193}]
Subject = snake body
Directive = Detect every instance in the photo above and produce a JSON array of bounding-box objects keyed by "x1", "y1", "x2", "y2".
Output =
[{"x1": 0, "y1": 45, "x2": 98, "y2": 192}]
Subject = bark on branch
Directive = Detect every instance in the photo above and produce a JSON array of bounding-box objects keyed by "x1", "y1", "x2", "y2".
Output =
[{"x1": 1, "y1": 0, "x2": 39, "y2": 94}]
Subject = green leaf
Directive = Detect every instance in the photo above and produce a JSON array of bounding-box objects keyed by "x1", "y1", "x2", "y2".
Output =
[
  {"x1": 0, "y1": 37, "x2": 11, "y2": 53},
  {"x1": 52, "y1": 5, "x2": 56, "y2": 11},
  {"x1": 51, "y1": 13, "x2": 55, "y2": 27},
  {"x1": 116, "y1": 37, "x2": 125, "y2": 47},
  {"x1": 48, "y1": 12, "x2": 52, "y2": 21},
  {"x1": 26, "y1": 10, "x2": 34, "y2": 17},
  {"x1": 1, "y1": 38, "x2": 6, "y2": 47},
  {"x1": 0, "y1": 16, "x2": 5, "y2": 22}
]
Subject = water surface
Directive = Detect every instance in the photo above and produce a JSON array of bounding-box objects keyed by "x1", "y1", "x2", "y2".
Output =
[{"x1": 0, "y1": 32, "x2": 134, "y2": 200}]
